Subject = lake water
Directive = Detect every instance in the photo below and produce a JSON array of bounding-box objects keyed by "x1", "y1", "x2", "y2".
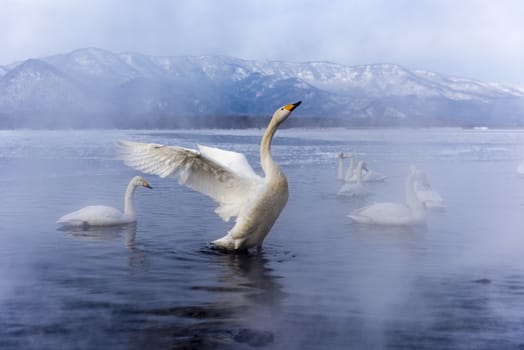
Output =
[{"x1": 2, "y1": 128, "x2": 524, "y2": 349}]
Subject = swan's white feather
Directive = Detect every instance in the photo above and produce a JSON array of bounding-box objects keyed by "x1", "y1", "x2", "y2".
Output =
[
  {"x1": 57, "y1": 176, "x2": 151, "y2": 228},
  {"x1": 363, "y1": 170, "x2": 386, "y2": 182},
  {"x1": 411, "y1": 167, "x2": 446, "y2": 208},
  {"x1": 57, "y1": 205, "x2": 131, "y2": 226},
  {"x1": 415, "y1": 188, "x2": 446, "y2": 208},
  {"x1": 118, "y1": 101, "x2": 301, "y2": 250},
  {"x1": 349, "y1": 202, "x2": 416, "y2": 225},
  {"x1": 338, "y1": 160, "x2": 370, "y2": 197},
  {"x1": 119, "y1": 140, "x2": 263, "y2": 222},
  {"x1": 197, "y1": 145, "x2": 260, "y2": 180},
  {"x1": 348, "y1": 169, "x2": 426, "y2": 226}
]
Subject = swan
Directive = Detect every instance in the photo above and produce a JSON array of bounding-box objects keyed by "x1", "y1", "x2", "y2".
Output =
[
  {"x1": 56, "y1": 176, "x2": 152, "y2": 227},
  {"x1": 118, "y1": 101, "x2": 302, "y2": 251},
  {"x1": 338, "y1": 160, "x2": 370, "y2": 197},
  {"x1": 348, "y1": 168, "x2": 428, "y2": 225},
  {"x1": 362, "y1": 167, "x2": 386, "y2": 182},
  {"x1": 411, "y1": 166, "x2": 446, "y2": 208},
  {"x1": 343, "y1": 154, "x2": 385, "y2": 183}
]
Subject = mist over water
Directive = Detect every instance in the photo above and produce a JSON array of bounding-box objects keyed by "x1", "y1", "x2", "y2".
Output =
[{"x1": 2, "y1": 128, "x2": 524, "y2": 349}]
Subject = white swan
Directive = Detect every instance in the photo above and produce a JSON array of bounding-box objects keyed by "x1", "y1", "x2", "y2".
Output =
[
  {"x1": 118, "y1": 101, "x2": 302, "y2": 251},
  {"x1": 410, "y1": 166, "x2": 446, "y2": 209},
  {"x1": 348, "y1": 168, "x2": 428, "y2": 225},
  {"x1": 56, "y1": 176, "x2": 152, "y2": 227},
  {"x1": 362, "y1": 168, "x2": 386, "y2": 182},
  {"x1": 343, "y1": 154, "x2": 385, "y2": 183},
  {"x1": 338, "y1": 160, "x2": 370, "y2": 197}
]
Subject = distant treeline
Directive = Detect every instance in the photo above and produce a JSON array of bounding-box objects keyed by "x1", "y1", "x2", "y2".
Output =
[{"x1": 2, "y1": 111, "x2": 524, "y2": 129}]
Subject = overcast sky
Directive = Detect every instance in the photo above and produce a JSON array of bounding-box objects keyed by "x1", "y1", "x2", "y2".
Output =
[{"x1": 1, "y1": 0, "x2": 523, "y2": 85}]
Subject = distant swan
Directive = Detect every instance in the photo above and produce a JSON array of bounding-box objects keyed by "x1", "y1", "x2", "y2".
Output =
[
  {"x1": 362, "y1": 169, "x2": 386, "y2": 182},
  {"x1": 343, "y1": 153, "x2": 386, "y2": 183},
  {"x1": 348, "y1": 168, "x2": 428, "y2": 225},
  {"x1": 118, "y1": 101, "x2": 302, "y2": 251},
  {"x1": 338, "y1": 160, "x2": 370, "y2": 197},
  {"x1": 411, "y1": 166, "x2": 446, "y2": 208},
  {"x1": 56, "y1": 176, "x2": 152, "y2": 227}
]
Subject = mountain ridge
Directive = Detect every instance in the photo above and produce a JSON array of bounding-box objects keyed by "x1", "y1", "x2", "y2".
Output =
[{"x1": 1, "y1": 47, "x2": 523, "y2": 128}]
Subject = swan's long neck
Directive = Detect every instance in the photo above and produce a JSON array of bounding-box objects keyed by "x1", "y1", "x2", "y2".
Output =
[
  {"x1": 344, "y1": 158, "x2": 354, "y2": 182},
  {"x1": 347, "y1": 157, "x2": 354, "y2": 178},
  {"x1": 260, "y1": 118, "x2": 283, "y2": 181},
  {"x1": 338, "y1": 157, "x2": 345, "y2": 180},
  {"x1": 405, "y1": 174, "x2": 424, "y2": 213},
  {"x1": 124, "y1": 182, "x2": 138, "y2": 218},
  {"x1": 355, "y1": 163, "x2": 363, "y2": 184}
]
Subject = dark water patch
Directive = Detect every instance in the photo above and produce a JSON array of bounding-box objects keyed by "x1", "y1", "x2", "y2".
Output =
[
  {"x1": 234, "y1": 328, "x2": 274, "y2": 347},
  {"x1": 190, "y1": 285, "x2": 251, "y2": 293},
  {"x1": 111, "y1": 306, "x2": 276, "y2": 349},
  {"x1": 136, "y1": 304, "x2": 243, "y2": 320},
  {"x1": 472, "y1": 278, "x2": 491, "y2": 285}
]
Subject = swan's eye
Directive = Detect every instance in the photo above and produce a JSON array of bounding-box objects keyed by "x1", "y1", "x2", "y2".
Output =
[{"x1": 280, "y1": 108, "x2": 284, "y2": 111}]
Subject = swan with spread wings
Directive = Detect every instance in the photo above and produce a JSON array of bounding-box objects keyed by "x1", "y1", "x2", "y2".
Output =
[{"x1": 118, "y1": 101, "x2": 301, "y2": 251}]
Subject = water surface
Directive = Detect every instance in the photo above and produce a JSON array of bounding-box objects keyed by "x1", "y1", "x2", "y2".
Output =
[{"x1": 1, "y1": 128, "x2": 524, "y2": 349}]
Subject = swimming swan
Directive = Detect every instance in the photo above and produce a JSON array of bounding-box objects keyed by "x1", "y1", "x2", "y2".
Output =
[
  {"x1": 362, "y1": 168, "x2": 387, "y2": 182},
  {"x1": 338, "y1": 160, "x2": 370, "y2": 197},
  {"x1": 56, "y1": 176, "x2": 152, "y2": 227},
  {"x1": 343, "y1": 153, "x2": 385, "y2": 183},
  {"x1": 118, "y1": 101, "x2": 302, "y2": 251},
  {"x1": 348, "y1": 168, "x2": 428, "y2": 225}
]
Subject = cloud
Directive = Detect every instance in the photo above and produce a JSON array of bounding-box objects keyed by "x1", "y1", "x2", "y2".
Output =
[{"x1": 1, "y1": 0, "x2": 524, "y2": 84}]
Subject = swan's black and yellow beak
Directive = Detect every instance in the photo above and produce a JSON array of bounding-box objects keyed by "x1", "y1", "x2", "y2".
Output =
[
  {"x1": 284, "y1": 101, "x2": 302, "y2": 111},
  {"x1": 142, "y1": 181, "x2": 153, "y2": 189}
]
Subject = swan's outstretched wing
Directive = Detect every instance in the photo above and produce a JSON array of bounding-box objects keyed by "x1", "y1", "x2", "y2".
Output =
[
  {"x1": 197, "y1": 144, "x2": 259, "y2": 180},
  {"x1": 118, "y1": 140, "x2": 263, "y2": 221}
]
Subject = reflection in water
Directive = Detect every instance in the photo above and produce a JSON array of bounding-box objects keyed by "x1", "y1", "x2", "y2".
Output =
[
  {"x1": 134, "y1": 250, "x2": 283, "y2": 348},
  {"x1": 58, "y1": 223, "x2": 137, "y2": 243},
  {"x1": 213, "y1": 249, "x2": 284, "y2": 305},
  {"x1": 59, "y1": 223, "x2": 148, "y2": 273}
]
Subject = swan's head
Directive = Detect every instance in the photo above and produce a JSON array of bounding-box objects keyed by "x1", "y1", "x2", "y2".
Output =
[
  {"x1": 272, "y1": 101, "x2": 301, "y2": 125},
  {"x1": 359, "y1": 161, "x2": 368, "y2": 172},
  {"x1": 338, "y1": 152, "x2": 345, "y2": 159},
  {"x1": 131, "y1": 176, "x2": 153, "y2": 189}
]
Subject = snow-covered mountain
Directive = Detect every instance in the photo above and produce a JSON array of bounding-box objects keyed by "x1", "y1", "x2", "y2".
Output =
[{"x1": 1, "y1": 47, "x2": 523, "y2": 128}]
